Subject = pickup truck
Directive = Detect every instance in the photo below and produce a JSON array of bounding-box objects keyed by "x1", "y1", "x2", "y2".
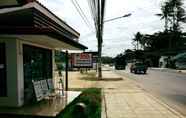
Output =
[{"x1": 130, "y1": 62, "x2": 148, "y2": 74}]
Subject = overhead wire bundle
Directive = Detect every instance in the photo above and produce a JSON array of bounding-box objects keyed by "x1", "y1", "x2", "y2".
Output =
[
  {"x1": 88, "y1": 0, "x2": 106, "y2": 78},
  {"x1": 71, "y1": 0, "x2": 94, "y2": 31}
]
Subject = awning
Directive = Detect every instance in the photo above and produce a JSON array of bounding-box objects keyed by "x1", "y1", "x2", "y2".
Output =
[{"x1": 0, "y1": 1, "x2": 87, "y2": 50}]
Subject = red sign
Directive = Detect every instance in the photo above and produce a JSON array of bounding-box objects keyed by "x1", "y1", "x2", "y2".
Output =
[{"x1": 73, "y1": 53, "x2": 92, "y2": 68}]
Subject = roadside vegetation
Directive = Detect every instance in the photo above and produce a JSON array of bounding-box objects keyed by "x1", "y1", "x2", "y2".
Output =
[
  {"x1": 80, "y1": 71, "x2": 98, "y2": 81},
  {"x1": 115, "y1": 0, "x2": 186, "y2": 68},
  {"x1": 57, "y1": 88, "x2": 102, "y2": 118}
]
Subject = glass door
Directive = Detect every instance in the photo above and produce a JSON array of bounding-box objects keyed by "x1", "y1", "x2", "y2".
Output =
[{"x1": 0, "y1": 43, "x2": 7, "y2": 97}]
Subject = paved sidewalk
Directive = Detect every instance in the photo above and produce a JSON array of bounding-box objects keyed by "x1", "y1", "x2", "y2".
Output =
[{"x1": 68, "y1": 70, "x2": 186, "y2": 118}]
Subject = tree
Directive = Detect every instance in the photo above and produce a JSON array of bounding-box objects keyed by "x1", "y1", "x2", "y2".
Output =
[
  {"x1": 156, "y1": 1, "x2": 171, "y2": 32},
  {"x1": 157, "y1": 0, "x2": 186, "y2": 32},
  {"x1": 167, "y1": 0, "x2": 186, "y2": 32},
  {"x1": 156, "y1": 0, "x2": 186, "y2": 49},
  {"x1": 102, "y1": 56, "x2": 113, "y2": 64},
  {"x1": 114, "y1": 53, "x2": 126, "y2": 69},
  {"x1": 168, "y1": 0, "x2": 178, "y2": 31},
  {"x1": 124, "y1": 49, "x2": 135, "y2": 61},
  {"x1": 132, "y1": 32, "x2": 143, "y2": 50}
]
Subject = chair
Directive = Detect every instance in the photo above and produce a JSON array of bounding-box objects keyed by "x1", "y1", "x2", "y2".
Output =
[
  {"x1": 40, "y1": 79, "x2": 50, "y2": 97},
  {"x1": 32, "y1": 80, "x2": 44, "y2": 101}
]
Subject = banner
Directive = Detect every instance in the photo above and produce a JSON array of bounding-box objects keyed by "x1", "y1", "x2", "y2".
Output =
[{"x1": 73, "y1": 53, "x2": 92, "y2": 68}]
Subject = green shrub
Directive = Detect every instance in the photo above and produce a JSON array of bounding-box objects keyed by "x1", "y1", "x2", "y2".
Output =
[{"x1": 57, "y1": 88, "x2": 101, "y2": 118}]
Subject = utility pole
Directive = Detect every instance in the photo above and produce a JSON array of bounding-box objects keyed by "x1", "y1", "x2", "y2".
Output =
[
  {"x1": 97, "y1": 13, "x2": 132, "y2": 78},
  {"x1": 97, "y1": 0, "x2": 102, "y2": 78},
  {"x1": 88, "y1": 0, "x2": 131, "y2": 79},
  {"x1": 65, "y1": 50, "x2": 68, "y2": 91}
]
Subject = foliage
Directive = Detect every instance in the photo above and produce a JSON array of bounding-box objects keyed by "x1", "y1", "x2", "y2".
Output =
[
  {"x1": 114, "y1": 53, "x2": 126, "y2": 64},
  {"x1": 168, "y1": 0, "x2": 186, "y2": 32},
  {"x1": 136, "y1": 31, "x2": 186, "y2": 51},
  {"x1": 55, "y1": 50, "x2": 66, "y2": 71},
  {"x1": 114, "y1": 50, "x2": 146, "y2": 65},
  {"x1": 156, "y1": 1, "x2": 172, "y2": 31},
  {"x1": 57, "y1": 88, "x2": 102, "y2": 118},
  {"x1": 130, "y1": 0, "x2": 186, "y2": 52},
  {"x1": 101, "y1": 56, "x2": 114, "y2": 64},
  {"x1": 55, "y1": 50, "x2": 66, "y2": 63},
  {"x1": 157, "y1": 0, "x2": 186, "y2": 32},
  {"x1": 132, "y1": 32, "x2": 143, "y2": 50},
  {"x1": 118, "y1": 0, "x2": 186, "y2": 68},
  {"x1": 80, "y1": 72, "x2": 98, "y2": 81},
  {"x1": 116, "y1": 49, "x2": 160, "y2": 67}
]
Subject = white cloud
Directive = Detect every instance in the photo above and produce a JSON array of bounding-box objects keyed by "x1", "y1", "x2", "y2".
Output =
[{"x1": 38, "y1": 0, "x2": 186, "y2": 57}]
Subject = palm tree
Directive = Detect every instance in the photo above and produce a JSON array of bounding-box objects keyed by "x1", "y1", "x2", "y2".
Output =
[
  {"x1": 133, "y1": 32, "x2": 143, "y2": 50},
  {"x1": 175, "y1": 7, "x2": 186, "y2": 30},
  {"x1": 156, "y1": 1, "x2": 171, "y2": 32},
  {"x1": 168, "y1": 0, "x2": 186, "y2": 32}
]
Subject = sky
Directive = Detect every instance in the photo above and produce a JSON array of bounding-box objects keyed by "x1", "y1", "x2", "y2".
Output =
[{"x1": 38, "y1": 0, "x2": 186, "y2": 57}]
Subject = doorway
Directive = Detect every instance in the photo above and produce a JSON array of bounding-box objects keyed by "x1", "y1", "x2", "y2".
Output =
[{"x1": 0, "y1": 43, "x2": 7, "y2": 97}]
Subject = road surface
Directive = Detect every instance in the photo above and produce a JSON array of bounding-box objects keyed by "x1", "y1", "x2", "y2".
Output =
[{"x1": 113, "y1": 67, "x2": 186, "y2": 116}]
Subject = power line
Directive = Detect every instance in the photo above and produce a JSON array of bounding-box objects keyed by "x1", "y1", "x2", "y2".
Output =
[
  {"x1": 71, "y1": 0, "x2": 94, "y2": 31},
  {"x1": 73, "y1": 0, "x2": 93, "y2": 28},
  {"x1": 88, "y1": 0, "x2": 98, "y2": 31},
  {"x1": 71, "y1": 0, "x2": 90, "y2": 28}
]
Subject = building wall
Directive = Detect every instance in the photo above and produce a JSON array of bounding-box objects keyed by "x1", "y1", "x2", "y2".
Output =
[
  {"x1": 20, "y1": 39, "x2": 55, "y2": 106},
  {"x1": 0, "y1": 37, "x2": 21, "y2": 107},
  {"x1": 0, "y1": 36, "x2": 55, "y2": 107},
  {"x1": 17, "y1": 40, "x2": 24, "y2": 106}
]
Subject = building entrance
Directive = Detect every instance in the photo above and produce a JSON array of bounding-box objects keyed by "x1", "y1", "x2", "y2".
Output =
[{"x1": 0, "y1": 43, "x2": 7, "y2": 97}]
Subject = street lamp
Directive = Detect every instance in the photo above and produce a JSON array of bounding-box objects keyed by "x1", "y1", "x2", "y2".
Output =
[
  {"x1": 104, "y1": 13, "x2": 132, "y2": 23},
  {"x1": 97, "y1": 13, "x2": 131, "y2": 78}
]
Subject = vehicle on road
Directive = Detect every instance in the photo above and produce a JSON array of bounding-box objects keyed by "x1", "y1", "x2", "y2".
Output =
[
  {"x1": 130, "y1": 62, "x2": 147, "y2": 74},
  {"x1": 114, "y1": 56, "x2": 126, "y2": 70}
]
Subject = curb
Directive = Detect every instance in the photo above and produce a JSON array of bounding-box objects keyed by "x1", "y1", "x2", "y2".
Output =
[
  {"x1": 101, "y1": 89, "x2": 108, "y2": 118},
  {"x1": 116, "y1": 71, "x2": 186, "y2": 118},
  {"x1": 146, "y1": 93, "x2": 186, "y2": 118},
  {"x1": 150, "y1": 68, "x2": 186, "y2": 74}
]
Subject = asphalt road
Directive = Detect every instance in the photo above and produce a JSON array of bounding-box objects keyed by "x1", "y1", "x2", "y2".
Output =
[{"x1": 114, "y1": 68, "x2": 186, "y2": 116}]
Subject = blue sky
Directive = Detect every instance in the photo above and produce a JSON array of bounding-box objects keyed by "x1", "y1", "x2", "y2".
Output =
[{"x1": 38, "y1": 0, "x2": 186, "y2": 57}]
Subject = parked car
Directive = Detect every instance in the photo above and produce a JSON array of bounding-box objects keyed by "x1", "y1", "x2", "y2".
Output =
[{"x1": 130, "y1": 62, "x2": 147, "y2": 74}]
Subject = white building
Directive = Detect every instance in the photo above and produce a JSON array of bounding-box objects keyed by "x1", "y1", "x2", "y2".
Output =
[{"x1": 0, "y1": 0, "x2": 87, "y2": 107}]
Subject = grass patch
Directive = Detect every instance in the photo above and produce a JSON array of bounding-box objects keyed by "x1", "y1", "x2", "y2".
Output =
[
  {"x1": 80, "y1": 72, "x2": 98, "y2": 81},
  {"x1": 80, "y1": 71, "x2": 123, "y2": 81},
  {"x1": 82, "y1": 71, "x2": 96, "y2": 77},
  {"x1": 68, "y1": 88, "x2": 87, "y2": 91},
  {"x1": 57, "y1": 88, "x2": 102, "y2": 118}
]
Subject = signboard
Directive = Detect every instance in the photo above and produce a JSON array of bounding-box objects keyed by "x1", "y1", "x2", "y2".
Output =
[{"x1": 73, "y1": 53, "x2": 93, "y2": 68}]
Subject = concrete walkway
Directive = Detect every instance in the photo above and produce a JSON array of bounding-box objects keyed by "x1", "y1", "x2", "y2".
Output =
[{"x1": 68, "y1": 70, "x2": 185, "y2": 118}]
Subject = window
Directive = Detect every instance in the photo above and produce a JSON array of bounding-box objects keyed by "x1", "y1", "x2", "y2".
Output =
[
  {"x1": 0, "y1": 43, "x2": 7, "y2": 97},
  {"x1": 23, "y1": 45, "x2": 52, "y2": 81},
  {"x1": 23, "y1": 45, "x2": 52, "y2": 103}
]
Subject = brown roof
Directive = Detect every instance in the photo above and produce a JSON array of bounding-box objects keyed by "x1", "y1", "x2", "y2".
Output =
[{"x1": 0, "y1": 1, "x2": 87, "y2": 50}]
